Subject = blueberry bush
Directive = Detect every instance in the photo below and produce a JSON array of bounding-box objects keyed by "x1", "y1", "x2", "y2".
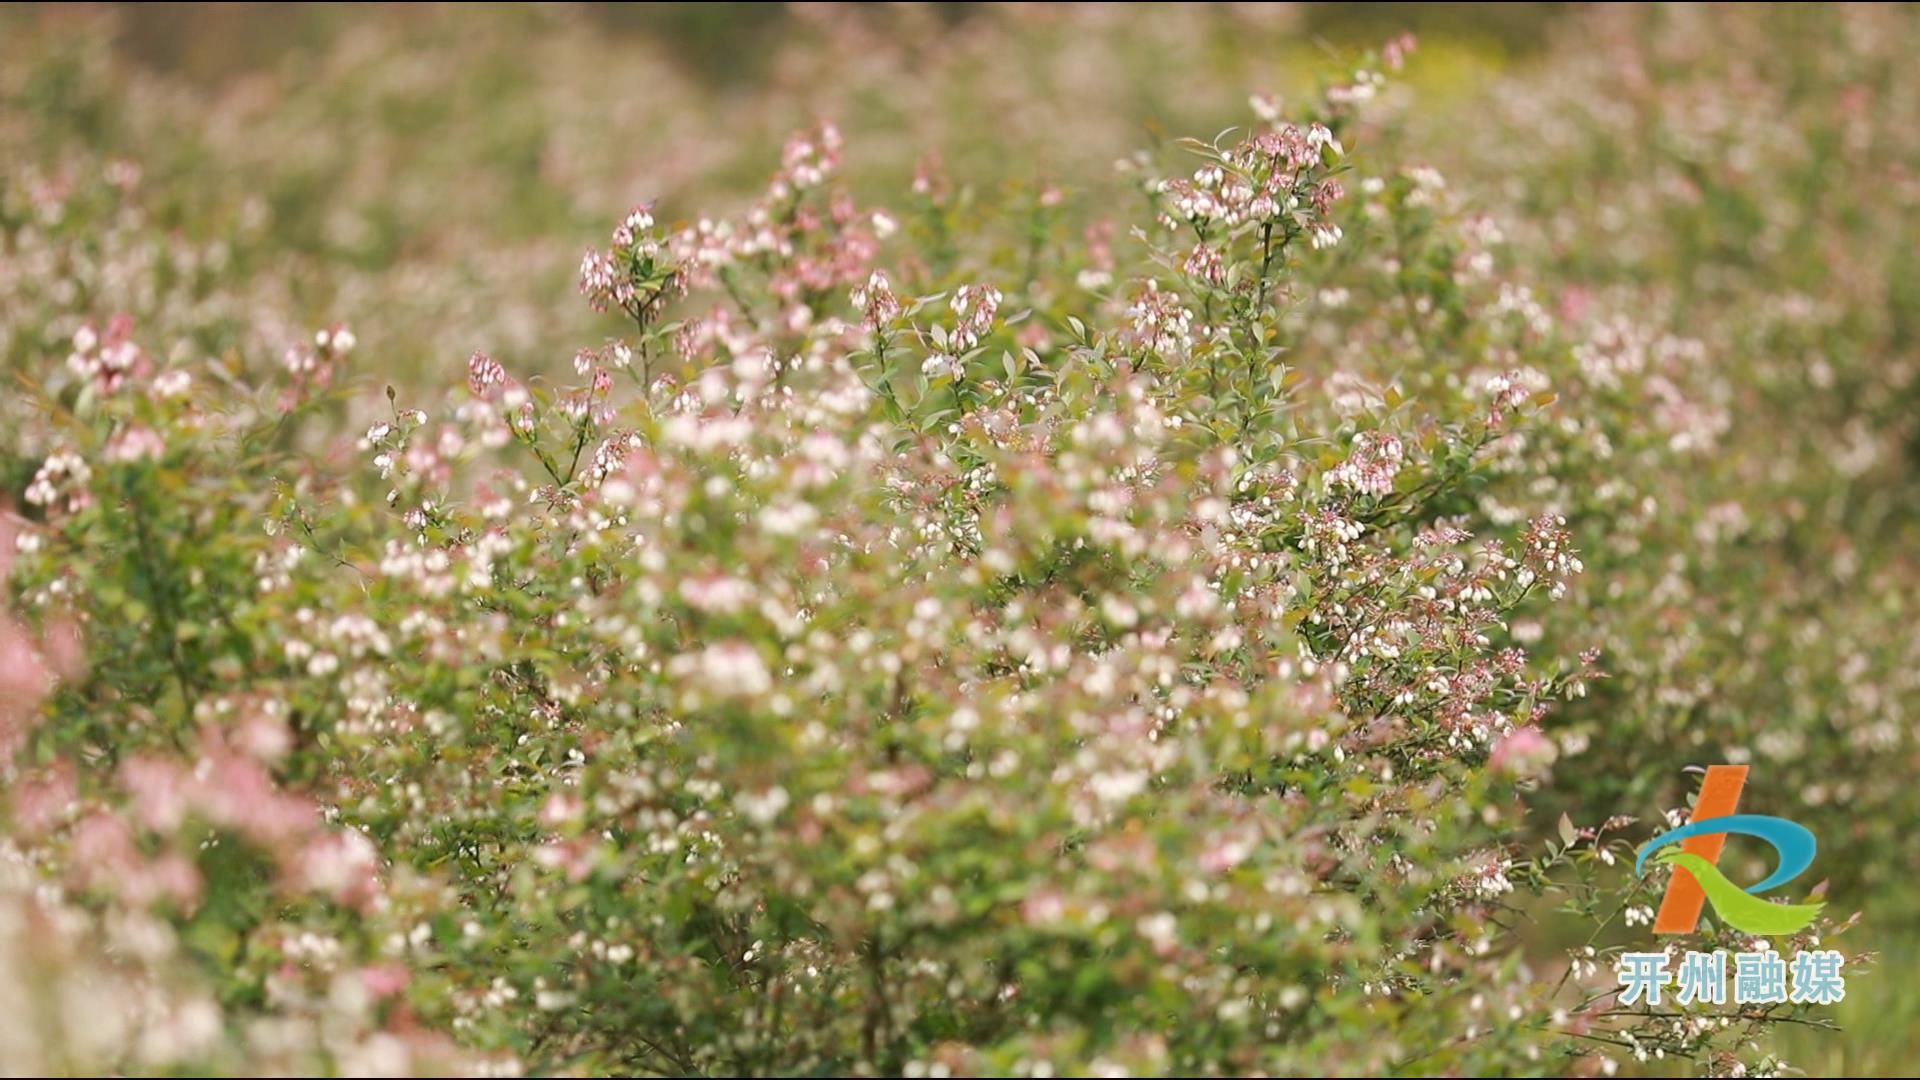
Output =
[{"x1": 3, "y1": 5, "x2": 1911, "y2": 1076}]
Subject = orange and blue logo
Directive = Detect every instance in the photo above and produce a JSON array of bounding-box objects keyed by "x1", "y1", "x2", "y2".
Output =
[{"x1": 1633, "y1": 765, "x2": 1824, "y2": 936}]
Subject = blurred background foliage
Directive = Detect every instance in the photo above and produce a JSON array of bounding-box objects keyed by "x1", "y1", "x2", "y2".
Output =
[
  {"x1": 3, "y1": 3, "x2": 1569, "y2": 386},
  {"x1": 5, "y1": 3, "x2": 1918, "y2": 1074}
]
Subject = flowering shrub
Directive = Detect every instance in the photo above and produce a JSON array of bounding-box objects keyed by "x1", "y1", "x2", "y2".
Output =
[
  {"x1": 1417, "y1": 3, "x2": 1920, "y2": 894},
  {"x1": 4, "y1": 6, "x2": 1909, "y2": 1076}
]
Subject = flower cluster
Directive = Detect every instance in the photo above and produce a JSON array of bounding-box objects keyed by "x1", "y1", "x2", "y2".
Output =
[{"x1": 578, "y1": 206, "x2": 688, "y2": 327}]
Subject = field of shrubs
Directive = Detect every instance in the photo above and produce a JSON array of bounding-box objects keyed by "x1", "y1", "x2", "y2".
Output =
[{"x1": 3, "y1": 4, "x2": 1917, "y2": 1076}]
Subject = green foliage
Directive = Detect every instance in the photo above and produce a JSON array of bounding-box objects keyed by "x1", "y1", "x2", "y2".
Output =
[{"x1": 3, "y1": 4, "x2": 1914, "y2": 1076}]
